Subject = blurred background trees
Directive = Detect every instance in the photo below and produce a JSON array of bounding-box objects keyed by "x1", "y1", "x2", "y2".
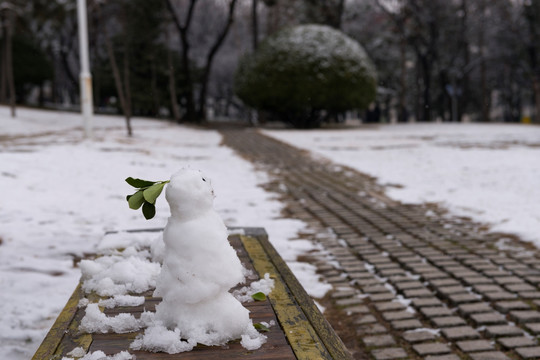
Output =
[{"x1": 3, "y1": 0, "x2": 540, "y2": 126}]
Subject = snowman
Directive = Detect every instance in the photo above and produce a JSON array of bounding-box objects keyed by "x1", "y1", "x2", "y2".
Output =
[{"x1": 134, "y1": 169, "x2": 265, "y2": 352}]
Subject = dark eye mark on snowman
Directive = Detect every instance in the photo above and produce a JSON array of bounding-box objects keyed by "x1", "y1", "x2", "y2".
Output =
[{"x1": 202, "y1": 177, "x2": 207, "y2": 182}]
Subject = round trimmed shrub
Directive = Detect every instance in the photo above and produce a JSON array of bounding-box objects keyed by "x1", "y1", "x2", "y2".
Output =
[{"x1": 234, "y1": 24, "x2": 377, "y2": 128}]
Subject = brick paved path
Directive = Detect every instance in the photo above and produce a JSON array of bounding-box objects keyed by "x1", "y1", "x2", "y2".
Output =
[{"x1": 222, "y1": 129, "x2": 540, "y2": 360}]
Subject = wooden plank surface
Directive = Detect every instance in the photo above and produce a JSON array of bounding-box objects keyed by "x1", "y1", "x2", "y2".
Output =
[{"x1": 33, "y1": 228, "x2": 350, "y2": 359}]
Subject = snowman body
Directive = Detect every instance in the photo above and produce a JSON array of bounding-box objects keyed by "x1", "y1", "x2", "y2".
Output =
[{"x1": 153, "y1": 169, "x2": 251, "y2": 345}]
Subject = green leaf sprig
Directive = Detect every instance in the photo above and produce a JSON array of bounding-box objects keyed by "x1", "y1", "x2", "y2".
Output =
[
  {"x1": 251, "y1": 292, "x2": 267, "y2": 301},
  {"x1": 126, "y1": 177, "x2": 170, "y2": 220},
  {"x1": 253, "y1": 323, "x2": 270, "y2": 332}
]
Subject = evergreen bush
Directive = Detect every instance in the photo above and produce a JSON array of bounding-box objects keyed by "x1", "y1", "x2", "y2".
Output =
[{"x1": 234, "y1": 24, "x2": 377, "y2": 128}]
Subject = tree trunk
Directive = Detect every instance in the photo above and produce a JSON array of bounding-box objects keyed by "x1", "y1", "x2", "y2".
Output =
[
  {"x1": 459, "y1": 0, "x2": 470, "y2": 121},
  {"x1": 196, "y1": 0, "x2": 238, "y2": 121},
  {"x1": 479, "y1": 0, "x2": 489, "y2": 122},
  {"x1": 5, "y1": 9, "x2": 15, "y2": 117},
  {"x1": 534, "y1": 77, "x2": 540, "y2": 123},
  {"x1": 168, "y1": 46, "x2": 181, "y2": 122},
  {"x1": 123, "y1": 31, "x2": 132, "y2": 136},
  {"x1": 165, "y1": 0, "x2": 197, "y2": 122},
  {"x1": 399, "y1": 35, "x2": 407, "y2": 122},
  {"x1": 101, "y1": 5, "x2": 132, "y2": 136},
  {"x1": 252, "y1": 0, "x2": 259, "y2": 51},
  {"x1": 1, "y1": 11, "x2": 6, "y2": 104},
  {"x1": 420, "y1": 55, "x2": 432, "y2": 121}
]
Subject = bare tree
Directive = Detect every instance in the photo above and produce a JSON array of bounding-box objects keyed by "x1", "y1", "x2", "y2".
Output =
[
  {"x1": 0, "y1": 2, "x2": 16, "y2": 117},
  {"x1": 99, "y1": 3, "x2": 133, "y2": 136},
  {"x1": 524, "y1": 0, "x2": 540, "y2": 123},
  {"x1": 166, "y1": 0, "x2": 238, "y2": 122}
]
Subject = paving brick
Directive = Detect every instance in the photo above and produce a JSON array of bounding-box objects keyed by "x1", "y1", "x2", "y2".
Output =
[
  {"x1": 483, "y1": 269, "x2": 510, "y2": 277},
  {"x1": 484, "y1": 325, "x2": 524, "y2": 337},
  {"x1": 494, "y1": 300, "x2": 530, "y2": 313},
  {"x1": 494, "y1": 276, "x2": 522, "y2": 285},
  {"x1": 470, "y1": 312, "x2": 507, "y2": 325},
  {"x1": 371, "y1": 347, "x2": 408, "y2": 360},
  {"x1": 335, "y1": 297, "x2": 364, "y2": 307},
  {"x1": 515, "y1": 346, "x2": 540, "y2": 359},
  {"x1": 412, "y1": 343, "x2": 451, "y2": 356},
  {"x1": 505, "y1": 283, "x2": 536, "y2": 292},
  {"x1": 483, "y1": 291, "x2": 517, "y2": 301},
  {"x1": 402, "y1": 330, "x2": 438, "y2": 343},
  {"x1": 496, "y1": 336, "x2": 536, "y2": 348},
  {"x1": 469, "y1": 351, "x2": 510, "y2": 360},
  {"x1": 422, "y1": 271, "x2": 448, "y2": 280},
  {"x1": 349, "y1": 272, "x2": 375, "y2": 280},
  {"x1": 431, "y1": 316, "x2": 466, "y2": 327},
  {"x1": 357, "y1": 324, "x2": 387, "y2": 334},
  {"x1": 425, "y1": 355, "x2": 460, "y2": 360},
  {"x1": 345, "y1": 305, "x2": 370, "y2": 314},
  {"x1": 456, "y1": 339, "x2": 494, "y2": 352},
  {"x1": 473, "y1": 284, "x2": 504, "y2": 293},
  {"x1": 448, "y1": 293, "x2": 480, "y2": 304},
  {"x1": 420, "y1": 307, "x2": 453, "y2": 317},
  {"x1": 363, "y1": 334, "x2": 396, "y2": 347},
  {"x1": 462, "y1": 276, "x2": 494, "y2": 285},
  {"x1": 437, "y1": 286, "x2": 468, "y2": 297},
  {"x1": 525, "y1": 322, "x2": 540, "y2": 334},
  {"x1": 519, "y1": 291, "x2": 540, "y2": 299},
  {"x1": 394, "y1": 281, "x2": 424, "y2": 290},
  {"x1": 331, "y1": 289, "x2": 357, "y2": 298},
  {"x1": 510, "y1": 310, "x2": 540, "y2": 323},
  {"x1": 411, "y1": 298, "x2": 442, "y2": 307},
  {"x1": 391, "y1": 319, "x2": 423, "y2": 330},
  {"x1": 379, "y1": 268, "x2": 406, "y2": 277},
  {"x1": 441, "y1": 326, "x2": 480, "y2": 340},
  {"x1": 363, "y1": 285, "x2": 390, "y2": 293},
  {"x1": 382, "y1": 311, "x2": 415, "y2": 321},
  {"x1": 369, "y1": 292, "x2": 396, "y2": 302},
  {"x1": 354, "y1": 278, "x2": 381, "y2": 286},
  {"x1": 403, "y1": 288, "x2": 433, "y2": 298},
  {"x1": 430, "y1": 279, "x2": 460, "y2": 287},
  {"x1": 375, "y1": 301, "x2": 406, "y2": 312},
  {"x1": 458, "y1": 302, "x2": 492, "y2": 315},
  {"x1": 354, "y1": 314, "x2": 377, "y2": 324}
]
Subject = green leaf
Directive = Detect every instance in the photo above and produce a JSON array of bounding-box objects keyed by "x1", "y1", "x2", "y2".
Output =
[
  {"x1": 142, "y1": 202, "x2": 156, "y2": 220},
  {"x1": 143, "y1": 183, "x2": 166, "y2": 204},
  {"x1": 125, "y1": 177, "x2": 156, "y2": 188},
  {"x1": 253, "y1": 323, "x2": 270, "y2": 332},
  {"x1": 128, "y1": 191, "x2": 145, "y2": 210},
  {"x1": 251, "y1": 292, "x2": 266, "y2": 301}
]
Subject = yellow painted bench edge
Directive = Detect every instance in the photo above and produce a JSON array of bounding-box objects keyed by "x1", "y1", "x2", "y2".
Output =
[
  {"x1": 32, "y1": 283, "x2": 92, "y2": 360},
  {"x1": 240, "y1": 228, "x2": 353, "y2": 360}
]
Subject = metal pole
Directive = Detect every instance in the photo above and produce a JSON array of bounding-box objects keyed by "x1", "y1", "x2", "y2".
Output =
[{"x1": 77, "y1": 0, "x2": 93, "y2": 138}]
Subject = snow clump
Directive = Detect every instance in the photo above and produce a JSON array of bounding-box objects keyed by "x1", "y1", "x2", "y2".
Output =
[
  {"x1": 62, "y1": 350, "x2": 133, "y2": 360},
  {"x1": 233, "y1": 273, "x2": 275, "y2": 302},
  {"x1": 79, "y1": 255, "x2": 160, "y2": 296}
]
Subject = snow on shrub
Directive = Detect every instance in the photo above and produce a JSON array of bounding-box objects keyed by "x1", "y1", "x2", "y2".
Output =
[{"x1": 234, "y1": 24, "x2": 377, "y2": 128}]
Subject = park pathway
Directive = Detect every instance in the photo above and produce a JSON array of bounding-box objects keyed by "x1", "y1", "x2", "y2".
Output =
[{"x1": 221, "y1": 128, "x2": 540, "y2": 360}]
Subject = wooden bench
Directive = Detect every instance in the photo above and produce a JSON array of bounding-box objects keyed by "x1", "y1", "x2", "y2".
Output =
[{"x1": 33, "y1": 227, "x2": 352, "y2": 359}]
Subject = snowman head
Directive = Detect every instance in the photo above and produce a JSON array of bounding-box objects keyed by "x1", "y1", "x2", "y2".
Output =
[{"x1": 166, "y1": 169, "x2": 215, "y2": 217}]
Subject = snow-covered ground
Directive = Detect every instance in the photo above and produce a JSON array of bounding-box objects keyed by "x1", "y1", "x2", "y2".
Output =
[
  {"x1": 265, "y1": 123, "x2": 540, "y2": 244},
  {"x1": 4, "y1": 108, "x2": 539, "y2": 359},
  {"x1": 0, "y1": 107, "x2": 328, "y2": 359}
]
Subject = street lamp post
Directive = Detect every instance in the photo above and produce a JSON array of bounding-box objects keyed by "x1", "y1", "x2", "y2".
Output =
[{"x1": 77, "y1": 0, "x2": 93, "y2": 138}]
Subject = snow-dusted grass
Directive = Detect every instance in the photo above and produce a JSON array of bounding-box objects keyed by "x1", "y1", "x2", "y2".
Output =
[
  {"x1": 264, "y1": 123, "x2": 540, "y2": 244},
  {"x1": 0, "y1": 107, "x2": 324, "y2": 359}
]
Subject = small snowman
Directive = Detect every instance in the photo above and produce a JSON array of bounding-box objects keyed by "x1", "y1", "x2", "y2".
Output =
[{"x1": 132, "y1": 169, "x2": 265, "y2": 353}]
